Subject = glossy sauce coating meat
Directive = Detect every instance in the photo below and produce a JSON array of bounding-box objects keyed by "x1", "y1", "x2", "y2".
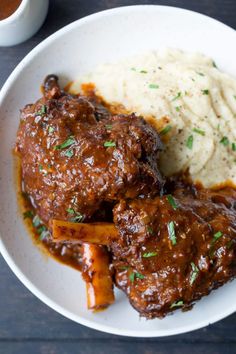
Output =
[
  {"x1": 16, "y1": 76, "x2": 163, "y2": 226},
  {"x1": 112, "y1": 184, "x2": 236, "y2": 318}
]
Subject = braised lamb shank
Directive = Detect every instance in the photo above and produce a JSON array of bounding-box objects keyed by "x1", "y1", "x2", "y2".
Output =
[
  {"x1": 16, "y1": 75, "x2": 163, "y2": 226},
  {"x1": 16, "y1": 75, "x2": 236, "y2": 319},
  {"x1": 112, "y1": 184, "x2": 236, "y2": 317}
]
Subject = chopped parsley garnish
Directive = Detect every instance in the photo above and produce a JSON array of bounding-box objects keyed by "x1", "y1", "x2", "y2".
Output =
[
  {"x1": 160, "y1": 125, "x2": 172, "y2": 135},
  {"x1": 213, "y1": 231, "x2": 223, "y2": 241},
  {"x1": 143, "y1": 252, "x2": 158, "y2": 258},
  {"x1": 140, "y1": 70, "x2": 148, "y2": 74},
  {"x1": 186, "y1": 135, "x2": 193, "y2": 149},
  {"x1": 66, "y1": 208, "x2": 84, "y2": 222},
  {"x1": 104, "y1": 141, "x2": 116, "y2": 148},
  {"x1": 129, "y1": 272, "x2": 145, "y2": 282},
  {"x1": 36, "y1": 105, "x2": 47, "y2": 116},
  {"x1": 167, "y1": 221, "x2": 176, "y2": 245},
  {"x1": 172, "y1": 92, "x2": 181, "y2": 101},
  {"x1": 129, "y1": 273, "x2": 135, "y2": 282},
  {"x1": 119, "y1": 266, "x2": 129, "y2": 270},
  {"x1": 232, "y1": 143, "x2": 236, "y2": 151},
  {"x1": 175, "y1": 106, "x2": 181, "y2": 112},
  {"x1": 55, "y1": 136, "x2": 75, "y2": 150},
  {"x1": 202, "y1": 89, "x2": 209, "y2": 95},
  {"x1": 64, "y1": 149, "x2": 74, "y2": 158},
  {"x1": 167, "y1": 195, "x2": 178, "y2": 210},
  {"x1": 220, "y1": 136, "x2": 229, "y2": 146},
  {"x1": 34, "y1": 224, "x2": 50, "y2": 241},
  {"x1": 212, "y1": 61, "x2": 217, "y2": 68},
  {"x1": 190, "y1": 262, "x2": 199, "y2": 285},
  {"x1": 36, "y1": 225, "x2": 47, "y2": 235},
  {"x1": 37, "y1": 226, "x2": 50, "y2": 240},
  {"x1": 227, "y1": 240, "x2": 234, "y2": 249},
  {"x1": 48, "y1": 126, "x2": 55, "y2": 133},
  {"x1": 71, "y1": 214, "x2": 84, "y2": 222},
  {"x1": 170, "y1": 300, "x2": 184, "y2": 309},
  {"x1": 193, "y1": 127, "x2": 205, "y2": 136},
  {"x1": 196, "y1": 72, "x2": 205, "y2": 77},
  {"x1": 32, "y1": 215, "x2": 42, "y2": 228},
  {"x1": 39, "y1": 164, "x2": 43, "y2": 172},
  {"x1": 234, "y1": 95, "x2": 236, "y2": 100},
  {"x1": 149, "y1": 84, "x2": 159, "y2": 89},
  {"x1": 147, "y1": 226, "x2": 154, "y2": 235},
  {"x1": 23, "y1": 210, "x2": 34, "y2": 219},
  {"x1": 105, "y1": 124, "x2": 113, "y2": 130},
  {"x1": 131, "y1": 67, "x2": 136, "y2": 71}
]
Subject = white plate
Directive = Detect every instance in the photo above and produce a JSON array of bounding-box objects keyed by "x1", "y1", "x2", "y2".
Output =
[{"x1": 0, "y1": 5, "x2": 236, "y2": 337}]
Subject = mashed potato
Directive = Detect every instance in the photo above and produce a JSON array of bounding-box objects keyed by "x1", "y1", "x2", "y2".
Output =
[{"x1": 72, "y1": 49, "x2": 236, "y2": 187}]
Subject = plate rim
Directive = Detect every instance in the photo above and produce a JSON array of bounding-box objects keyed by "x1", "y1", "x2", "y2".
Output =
[{"x1": 0, "y1": 4, "x2": 236, "y2": 337}]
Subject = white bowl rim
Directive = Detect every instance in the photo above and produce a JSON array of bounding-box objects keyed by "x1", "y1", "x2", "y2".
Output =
[{"x1": 0, "y1": 4, "x2": 236, "y2": 337}]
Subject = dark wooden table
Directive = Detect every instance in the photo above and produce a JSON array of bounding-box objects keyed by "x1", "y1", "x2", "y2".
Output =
[{"x1": 1, "y1": 1, "x2": 236, "y2": 353}]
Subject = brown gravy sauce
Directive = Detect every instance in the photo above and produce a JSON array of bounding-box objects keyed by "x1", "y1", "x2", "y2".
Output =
[
  {"x1": 0, "y1": 0, "x2": 22, "y2": 20},
  {"x1": 16, "y1": 83, "x2": 236, "y2": 272}
]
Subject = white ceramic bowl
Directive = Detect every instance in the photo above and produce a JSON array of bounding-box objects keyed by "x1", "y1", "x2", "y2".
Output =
[
  {"x1": 0, "y1": 0, "x2": 49, "y2": 46},
  {"x1": 0, "y1": 5, "x2": 236, "y2": 337}
]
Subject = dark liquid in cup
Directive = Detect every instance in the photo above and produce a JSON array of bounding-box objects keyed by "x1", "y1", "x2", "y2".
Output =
[{"x1": 0, "y1": 0, "x2": 22, "y2": 20}]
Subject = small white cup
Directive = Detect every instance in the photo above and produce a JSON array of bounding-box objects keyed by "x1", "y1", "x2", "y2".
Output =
[{"x1": 0, "y1": 0, "x2": 49, "y2": 46}]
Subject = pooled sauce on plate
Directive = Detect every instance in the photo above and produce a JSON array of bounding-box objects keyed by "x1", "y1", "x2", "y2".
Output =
[{"x1": 0, "y1": 0, "x2": 22, "y2": 20}]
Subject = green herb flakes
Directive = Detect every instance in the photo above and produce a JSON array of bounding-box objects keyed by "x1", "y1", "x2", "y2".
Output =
[
  {"x1": 196, "y1": 72, "x2": 205, "y2": 77},
  {"x1": 64, "y1": 149, "x2": 74, "y2": 158},
  {"x1": 23, "y1": 210, "x2": 34, "y2": 219},
  {"x1": 67, "y1": 208, "x2": 84, "y2": 222},
  {"x1": 227, "y1": 240, "x2": 234, "y2": 249},
  {"x1": 232, "y1": 143, "x2": 236, "y2": 151},
  {"x1": 167, "y1": 221, "x2": 177, "y2": 245},
  {"x1": 39, "y1": 227, "x2": 50, "y2": 240},
  {"x1": 186, "y1": 135, "x2": 194, "y2": 149},
  {"x1": 213, "y1": 231, "x2": 223, "y2": 241},
  {"x1": 32, "y1": 215, "x2": 42, "y2": 228},
  {"x1": 119, "y1": 266, "x2": 129, "y2": 270},
  {"x1": 104, "y1": 141, "x2": 116, "y2": 148},
  {"x1": 140, "y1": 70, "x2": 148, "y2": 74},
  {"x1": 175, "y1": 106, "x2": 181, "y2": 112},
  {"x1": 202, "y1": 89, "x2": 209, "y2": 95},
  {"x1": 70, "y1": 214, "x2": 84, "y2": 222},
  {"x1": 67, "y1": 208, "x2": 75, "y2": 214},
  {"x1": 190, "y1": 262, "x2": 199, "y2": 285},
  {"x1": 48, "y1": 126, "x2": 55, "y2": 133},
  {"x1": 167, "y1": 195, "x2": 178, "y2": 210},
  {"x1": 160, "y1": 125, "x2": 172, "y2": 135},
  {"x1": 36, "y1": 105, "x2": 47, "y2": 116},
  {"x1": 147, "y1": 226, "x2": 154, "y2": 235},
  {"x1": 170, "y1": 300, "x2": 184, "y2": 309},
  {"x1": 193, "y1": 127, "x2": 205, "y2": 136},
  {"x1": 55, "y1": 136, "x2": 75, "y2": 150},
  {"x1": 220, "y1": 136, "x2": 229, "y2": 146},
  {"x1": 149, "y1": 84, "x2": 159, "y2": 89},
  {"x1": 172, "y1": 92, "x2": 181, "y2": 101},
  {"x1": 212, "y1": 61, "x2": 217, "y2": 68},
  {"x1": 105, "y1": 124, "x2": 113, "y2": 130},
  {"x1": 143, "y1": 252, "x2": 158, "y2": 258},
  {"x1": 129, "y1": 272, "x2": 145, "y2": 283}
]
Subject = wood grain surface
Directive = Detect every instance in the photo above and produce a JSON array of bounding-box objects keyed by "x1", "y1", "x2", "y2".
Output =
[{"x1": 1, "y1": 1, "x2": 236, "y2": 353}]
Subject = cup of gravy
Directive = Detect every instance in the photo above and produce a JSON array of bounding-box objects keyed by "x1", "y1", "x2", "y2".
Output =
[{"x1": 0, "y1": 0, "x2": 49, "y2": 46}]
